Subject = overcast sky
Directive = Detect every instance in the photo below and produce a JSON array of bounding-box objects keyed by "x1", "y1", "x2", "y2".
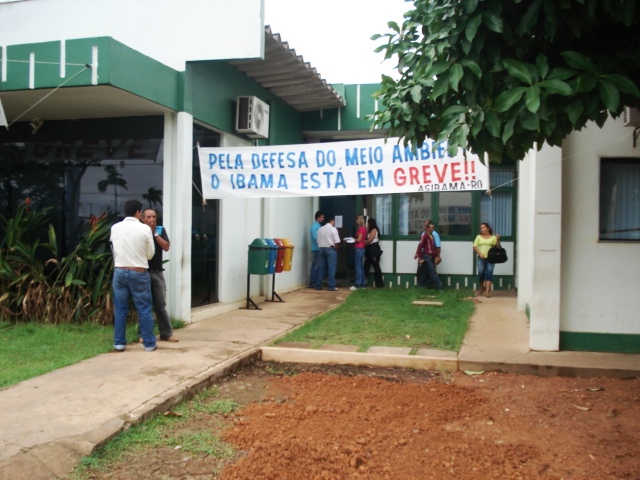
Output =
[{"x1": 264, "y1": 0, "x2": 411, "y2": 85}]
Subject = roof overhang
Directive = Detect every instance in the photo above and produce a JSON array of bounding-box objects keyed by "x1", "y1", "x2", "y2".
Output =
[{"x1": 229, "y1": 26, "x2": 346, "y2": 112}]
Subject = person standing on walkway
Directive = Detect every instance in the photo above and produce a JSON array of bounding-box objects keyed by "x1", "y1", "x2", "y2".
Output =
[
  {"x1": 473, "y1": 222, "x2": 501, "y2": 297},
  {"x1": 363, "y1": 218, "x2": 384, "y2": 288},
  {"x1": 350, "y1": 215, "x2": 367, "y2": 290},
  {"x1": 414, "y1": 222, "x2": 442, "y2": 290},
  {"x1": 316, "y1": 216, "x2": 341, "y2": 291},
  {"x1": 309, "y1": 210, "x2": 324, "y2": 289},
  {"x1": 142, "y1": 208, "x2": 178, "y2": 343},
  {"x1": 110, "y1": 199, "x2": 157, "y2": 352},
  {"x1": 417, "y1": 220, "x2": 442, "y2": 287}
]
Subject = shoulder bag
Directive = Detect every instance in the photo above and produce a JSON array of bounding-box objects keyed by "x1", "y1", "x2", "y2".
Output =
[{"x1": 487, "y1": 246, "x2": 508, "y2": 264}]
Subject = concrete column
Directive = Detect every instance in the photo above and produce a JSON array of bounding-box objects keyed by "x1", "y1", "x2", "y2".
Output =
[
  {"x1": 529, "y1": 144, "x2": 562, "y2": 351},
  {"x1": 163, "y1": 112, "x2": 193, "y2": 322},
  {"x1": 516, "y1": 156, "x2": 533, "y2": 312}
]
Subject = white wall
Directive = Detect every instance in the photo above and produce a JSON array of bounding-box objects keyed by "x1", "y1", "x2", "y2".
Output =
[
  {"x1": 217, "y1": 196, "x2": 315, "y2": 303},
  {"x1": 560, "y1": 116, "x2": 640, "y2": 334},
  {"x1": 215, "y1": 133, "x2": 315, "y2": 302},
  {"x1": 0, "y1": 0, "x2": 264, "y2": 70}
]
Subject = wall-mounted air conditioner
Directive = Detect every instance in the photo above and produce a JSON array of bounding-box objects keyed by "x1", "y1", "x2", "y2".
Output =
[
  {"x1": 623, "y1": 106, "x2": 640, "y2": 127},
  {"x1": 235, "y1": 96, "x2": 270, "y2": 139}
]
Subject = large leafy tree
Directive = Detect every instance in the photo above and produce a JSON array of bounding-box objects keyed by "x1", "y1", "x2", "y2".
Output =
[{"x1": 371, "y1": 0, "x2": 640, "y2": 162}]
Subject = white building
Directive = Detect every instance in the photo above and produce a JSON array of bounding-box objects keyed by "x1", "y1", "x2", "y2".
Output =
[{"x1": 1, "y1": 0, "x2": 637, "y2": 354}]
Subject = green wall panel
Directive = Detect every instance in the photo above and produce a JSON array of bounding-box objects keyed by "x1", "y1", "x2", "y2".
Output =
[
  {"x1": 187, "y1": 61, "x2": 303, "y2": 146},
  {"x1": 560, "y1": 332, "x2": 640, "y2": 354}
]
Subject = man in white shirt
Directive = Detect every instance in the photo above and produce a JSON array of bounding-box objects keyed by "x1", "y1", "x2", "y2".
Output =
[
  {"x1": 316, "y1": 216, "x2": 341, "y2": 291},
  {"x1": 110, "y1": 199, "x2": 157, "y2": 352}
]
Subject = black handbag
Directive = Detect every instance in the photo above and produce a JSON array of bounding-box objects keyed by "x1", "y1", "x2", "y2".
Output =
[{"x1": 487, "y1": 246, "x2": 508, "y2": 264}]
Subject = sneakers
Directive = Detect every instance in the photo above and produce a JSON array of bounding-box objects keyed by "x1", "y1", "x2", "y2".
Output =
[
  {"x1": 328, "y1": 287, "x2": 339, "y2": 291},
  {"x1": 349, "y1": 286, "x2": 358, "y2": 291}
]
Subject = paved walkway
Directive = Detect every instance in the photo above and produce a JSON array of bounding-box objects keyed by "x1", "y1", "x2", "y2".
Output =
[{"x1": 1, "y1": 288, "x2": 638, "y2": 479}]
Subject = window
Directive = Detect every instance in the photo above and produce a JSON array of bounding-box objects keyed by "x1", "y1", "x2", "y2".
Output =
[
  {"x1": 398, "y1": 193, "x2": 432, "y2": 236},
  {"x1": 438, "y1": 192, "x2": 472, "y2": 237},
  {"x1": 600, "y1": 158, "x2": 640, "y2": 241},
  {"x1": 374, "y1": 194, "x2": 392, "y2": 235},
  {"x1": 480, "y1": 170, "x2": 514, "y2": 237}
]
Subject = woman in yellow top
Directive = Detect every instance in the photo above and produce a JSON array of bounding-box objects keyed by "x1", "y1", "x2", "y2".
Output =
[{"x1": 473, "y1": 223, "x2": 501, "y2": 298}]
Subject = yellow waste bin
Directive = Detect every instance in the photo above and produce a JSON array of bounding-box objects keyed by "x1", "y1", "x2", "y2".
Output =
[{"x1": 282, "y1": 238, "x2": 294, "y2": 271}]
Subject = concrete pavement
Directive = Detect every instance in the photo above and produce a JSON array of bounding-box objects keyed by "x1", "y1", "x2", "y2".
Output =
[{"x1": 1, "y1": 288, "x2": 638, "y2": 479}]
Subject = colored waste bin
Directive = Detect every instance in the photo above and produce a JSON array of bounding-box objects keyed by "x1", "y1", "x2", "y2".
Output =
[
  {"x1": 248, "y1": 238, "x2": 270, "y2": 275},
  {"x1": 264, "y1": 238, "x2": 278, "y2": 274},
  {"x1": 274, "y1": 238, "x2": 285, "y2": 273},
  {"x1": 282, "y1": 238, "x2": 294, "y2": 271}
]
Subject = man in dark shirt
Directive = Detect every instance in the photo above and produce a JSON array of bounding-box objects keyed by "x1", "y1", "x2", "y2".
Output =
[{"x1": 142, "y1": 209, "x2": 178, "y2": 342}]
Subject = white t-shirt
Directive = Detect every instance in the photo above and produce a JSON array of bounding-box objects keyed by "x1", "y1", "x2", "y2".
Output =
[
  {"x1": 110, "y1": 217, "x2": 154, "y2": 268},
  {"x1": 317, "y1": 223, "x2": 341, "y2": 248}
]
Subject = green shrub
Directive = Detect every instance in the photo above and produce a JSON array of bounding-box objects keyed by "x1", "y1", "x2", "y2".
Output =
[{"x1": 0, "y1": 206, "x2": 114, "y2": 324}]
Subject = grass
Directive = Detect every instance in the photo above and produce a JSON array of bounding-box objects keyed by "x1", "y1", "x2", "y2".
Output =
[
  {"x1": 70, "y1": 388, "x2": 238, "y2": 479},
  {"x1": 0, "y1": 319, "x2": 186, "y2": 389},
  {"x1": 274, "y1": 288, "x2": 475, "y2": 352},
  {"x1": 0, "y1": 288, "x2": 475, "y2": 388}
]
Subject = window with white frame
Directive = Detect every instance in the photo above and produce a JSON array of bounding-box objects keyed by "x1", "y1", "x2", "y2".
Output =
[
  {"x1": 599, "y1": 158, "x2": 640, "y2": 241},
  {"x1": 480, "y1": 169, "x2": 515, "y2": 237}
]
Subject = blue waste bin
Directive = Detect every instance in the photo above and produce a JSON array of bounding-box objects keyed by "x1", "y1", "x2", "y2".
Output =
[{"x1": 264, "y1": 238, "x2": 278, "y2": 274}]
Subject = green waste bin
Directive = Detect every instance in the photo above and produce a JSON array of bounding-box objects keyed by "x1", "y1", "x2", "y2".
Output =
[{"x1": 248, "y1": 238, "x2": 270, "y2": 275}]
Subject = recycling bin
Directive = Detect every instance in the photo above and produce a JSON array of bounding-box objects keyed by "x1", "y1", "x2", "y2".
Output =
[
  {"x1": 274, "y1": 238, "x2": 286, "y2": 273},
  {"x1": 264, "y1": 238, "x2": 278, "y2": 274},
  {"x1": 248, "y1": 238, "x2": 270, "y2": 275},
  {"x1": 282, "y1": 238, "x2": 294, "y2": 271}
]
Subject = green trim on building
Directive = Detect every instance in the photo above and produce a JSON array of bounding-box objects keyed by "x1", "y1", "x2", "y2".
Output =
[
  {"x1": 369, "y1": 273, "x2": 516, "y2": 292},
  {"x1": 2, "y1": 37, "x2": 182, "y2": 110},
  {"x1": 560, "y1": 332, "x2": 640, "y2": 354},
  {"x1": 186, "y1": 61, "x2": 304, "y2": 145}
]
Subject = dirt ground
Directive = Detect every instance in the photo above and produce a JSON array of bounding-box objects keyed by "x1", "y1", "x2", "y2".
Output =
[{"x1": 84, "y1": 361, "x2": 640, "y2": 480}]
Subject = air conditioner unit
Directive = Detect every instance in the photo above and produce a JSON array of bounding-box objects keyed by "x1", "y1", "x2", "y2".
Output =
[
  {"x1": 236, "y1": 96, "x2": 270, "y2": 139},
  {"x1": 622, "y1": 106, "x2": 640, "y2": 127}
]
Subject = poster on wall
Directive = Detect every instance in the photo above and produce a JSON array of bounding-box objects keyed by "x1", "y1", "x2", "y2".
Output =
[{"x1": 197, "y1": 137, "x2": 489, "y2": 199}]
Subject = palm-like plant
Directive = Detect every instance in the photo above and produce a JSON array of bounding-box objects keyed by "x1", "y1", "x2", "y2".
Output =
[
  {"x1": 97, "y1": 166, "x2": 128, "y2": 214},
  {"x1": 142, "y1": 186, "x2": 162, "y2": 208}
]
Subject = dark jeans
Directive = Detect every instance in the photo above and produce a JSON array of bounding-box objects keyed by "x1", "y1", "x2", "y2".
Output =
[
  {"x1": 421, "y1": 255, "x2": 442, "y2": 290},
  {"x1": 149, "y1": 269, "x2": 173, "y2": 339},
  {"x1": 310, "y1": 250, "x2": 322, "y2": 288}
]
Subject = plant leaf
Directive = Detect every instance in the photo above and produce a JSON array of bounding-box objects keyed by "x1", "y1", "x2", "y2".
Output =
[{"x1": 493, "y1": 87, "x2": 526, "y2": 112}]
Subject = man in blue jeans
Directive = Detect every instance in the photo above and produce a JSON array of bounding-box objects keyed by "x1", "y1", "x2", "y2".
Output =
[
  {"x1": 316, "y1": 216, "x2": 341, "y2": 291},
  {"x1": 309, "y1": 210, "x2": 324, "y2": 289},
  {"x1": 110, "y1": 199, "x2": 157, "y2": 352}
]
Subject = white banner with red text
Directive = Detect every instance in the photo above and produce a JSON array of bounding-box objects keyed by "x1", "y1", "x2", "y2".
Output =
[{"x1": 197, "y1": 137, "x2": 488, "y2": 199}]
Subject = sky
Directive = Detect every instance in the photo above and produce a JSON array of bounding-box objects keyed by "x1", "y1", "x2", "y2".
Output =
[{"x1": 263, "y1": 0, "x2": 411, "y2": 85}]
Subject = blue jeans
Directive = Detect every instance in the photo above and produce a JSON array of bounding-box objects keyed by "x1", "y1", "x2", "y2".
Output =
[
  {"x1": 112, "y1": 269, "x2": 156, "y2": 351},
  {"x1": 421, "y1": 255, "x2": 442, "y2": 290},
  {"x1": 318, "y1": 247, "x2": 337, "y2": 289},
  {"x1": 310, "y1": 250, "x2": 322, "y2": 288},
  {"x1": 354, "y1": 247, "x2": 365, "y2": 287},
  {"x1": 477, "y1": 257, "x2": 495, "y2": 282}
]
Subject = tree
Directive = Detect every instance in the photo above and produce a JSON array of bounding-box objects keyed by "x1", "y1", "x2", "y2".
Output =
[
  {"x1": 142, "y1": 186, "x2": 162, "y2": 208},
  {"x1": 371, "y1": 0, "x2": 640, "y2": 163},
  {"x1": 97, "y1": 165, "x2": 127, "y2": 214}
]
